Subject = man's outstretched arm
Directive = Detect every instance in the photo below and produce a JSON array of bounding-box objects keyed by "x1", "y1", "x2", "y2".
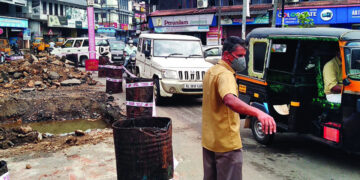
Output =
[{"x1": 223, "y1": 94, "x2": 276, "y2": 135}]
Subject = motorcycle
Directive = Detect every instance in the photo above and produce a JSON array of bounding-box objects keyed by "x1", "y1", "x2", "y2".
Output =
[
  {"x1": 0, "y1": 52, "x2": 10, "y2": 63},
  {"x1": 11, "y1": 44, "x2": 23, "y2": 56},
  {"x1": 125, "y1": 53, "x2": 136, "y2": 75}
]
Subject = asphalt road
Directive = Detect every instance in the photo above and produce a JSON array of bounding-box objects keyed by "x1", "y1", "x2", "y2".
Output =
[{"x1": 156, "y1": 95, "x2": 360, "y2": 180}]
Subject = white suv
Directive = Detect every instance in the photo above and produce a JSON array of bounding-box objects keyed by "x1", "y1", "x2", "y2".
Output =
[
  {"x1": 50, "y1": 37, "x2": 111, "y2": 66},
  {"x1": 135, "y1": 34, "x2": 212, "y2": 103}
]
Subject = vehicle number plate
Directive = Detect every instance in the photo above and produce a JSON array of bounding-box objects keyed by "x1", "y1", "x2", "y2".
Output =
[
  {"x1": 184, "y1": 84, "x2": 202, "y2": 89},
  {"x1": 113, "y1": 56, "x2": 122, "y2": 59}
]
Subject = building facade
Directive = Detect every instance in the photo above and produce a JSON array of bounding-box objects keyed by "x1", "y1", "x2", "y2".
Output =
[
  {"x1": 0, "y1": 0, "x2": 29, "y2": 48},
  {"x1": 94, "y1": 0, "x2": 132, "y2": 41},
  {"x1": 149, "y1": 0, "x2": 360, "y2": 45}
]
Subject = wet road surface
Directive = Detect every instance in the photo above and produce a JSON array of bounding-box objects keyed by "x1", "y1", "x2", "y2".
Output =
[{"x1": 157, "y1": 95, "x2": 360, "y2": 180}]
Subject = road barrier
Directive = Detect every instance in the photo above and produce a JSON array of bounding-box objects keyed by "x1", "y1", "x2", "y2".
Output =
[
  {"x1": 112, "y1": 117, "x2": 173, "y2": 180},
  {"x1": 126, "y1": 77, "x2": 154, "y2": 118},
  {"x1": 106, "y1": 65, "x2": 123, "y2": 94},
  {"x1": 0, "y1": 161, "x2": 9, "y2": 180},
  {"x1": 98, "y1": 56, "x2": 110, "y2": 78}
]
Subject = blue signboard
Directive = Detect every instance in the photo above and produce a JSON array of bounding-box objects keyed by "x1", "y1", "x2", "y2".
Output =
[
  {"x1": 0, "y1": 17, "x2": 28, "y2": 28},
  {"x1": 276, "y1": 6, "x2": 360, "y2": 25}
]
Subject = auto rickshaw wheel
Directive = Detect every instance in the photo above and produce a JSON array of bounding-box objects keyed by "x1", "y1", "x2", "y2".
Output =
[{"x1": 251, "y1": 117, "x2": 275, "y2": 145}]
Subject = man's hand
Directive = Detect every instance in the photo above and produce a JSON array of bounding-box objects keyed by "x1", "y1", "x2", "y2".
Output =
[
  {"x1": 331, "y1": 85, "x2": 342, "y2": 94},
  {"x1": 257, "y1": 112, "x2": 276, "y2": 135},
  {"x1": 223, "y1": 94, "x2": 277, "y2": 135}
]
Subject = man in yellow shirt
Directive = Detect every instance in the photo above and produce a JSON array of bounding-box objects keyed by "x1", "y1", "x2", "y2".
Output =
[
  {"x1": 323, "y1": 51, "x2": 343, "y2": 103},
  {"x1": 202, "y1": 36, "x2": 276, "y2": 180}
]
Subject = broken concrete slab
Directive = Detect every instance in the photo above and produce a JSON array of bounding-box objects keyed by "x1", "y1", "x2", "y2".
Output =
[
  {"x1": 22, "y1": 88, "x2": 35, "y2": 92},
  {"x1": 60, "y1": 79, "x2": 81, "y2": 86}
]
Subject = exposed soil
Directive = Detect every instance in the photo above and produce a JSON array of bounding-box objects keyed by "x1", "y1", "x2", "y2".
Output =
[{"x1": 0, "y1": 128, "x2": 114, "y2": 158}]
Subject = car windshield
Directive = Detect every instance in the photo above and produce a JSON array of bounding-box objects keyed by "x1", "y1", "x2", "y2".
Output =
[
  {"x1": 34, "y1": 39, "x2": 42, "y2": 43},
  {"x1": 110, "y1": 41, "x2": 125, "y2": 50},
  {"x1": 96, "y1": 39, "x2": 109, "y2": 46},
  {"x1": 154, "y1": 40, "x2": 203, "y2": 57},
  {"x1": 345, "y1": 42, "x2": 360, "y2": 80}
]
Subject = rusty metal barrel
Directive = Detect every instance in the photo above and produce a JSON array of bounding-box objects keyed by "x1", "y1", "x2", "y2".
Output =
[
  {"x1": 98, "y1": 56, "x2": 110, "y2": 78},
  {"x1": 126, "y1": 78, "x2": 154, "y2": 118},
  {"x1": 106, "y1": 65, "x2": 123, "y2": 94},
  {"x1": 112, "y1": 117, "x2": 173, "y2": 180},
  {"x1": 0, "y1": 160, "x2": 9, "y2": 179}
]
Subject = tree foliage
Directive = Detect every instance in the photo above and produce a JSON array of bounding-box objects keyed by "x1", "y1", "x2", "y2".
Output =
[{"x1": 297, "y1": 12, "x2": 314, "y2": 28}]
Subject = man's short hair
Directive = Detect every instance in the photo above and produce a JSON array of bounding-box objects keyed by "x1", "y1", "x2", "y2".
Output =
[{"x1": 222, "y1": 36, "x2": 246, "y2": 54}]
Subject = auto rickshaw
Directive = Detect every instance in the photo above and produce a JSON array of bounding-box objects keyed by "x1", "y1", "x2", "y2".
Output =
[
  {"x1": 0, "y1": 39, "x2": 11, "y2": 55},
  {"x1": 32, "y1": 37, "x2": 50, "y2": 53},
  {"x1": 239, "y1": 27, "x2": 360, "y2": 152}
]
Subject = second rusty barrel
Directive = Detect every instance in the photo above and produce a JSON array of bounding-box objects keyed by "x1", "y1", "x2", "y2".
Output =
[
  {"x1": 112, "y1": 117, "x2": 173, "y2": 180},
  {"x1": 98, "y1": 56, "x2": 110, "y2": 78},
  {"x1": 106, "y1": 65, "x2": 123, "y2": 94},
  {"x1": 126, "y1": 77, "x2": 154, "y2": 118}
]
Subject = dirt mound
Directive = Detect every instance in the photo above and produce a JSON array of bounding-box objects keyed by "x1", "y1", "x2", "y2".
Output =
[{"x1": 0, "y1": 53, "x2": 96, "y2": 95}]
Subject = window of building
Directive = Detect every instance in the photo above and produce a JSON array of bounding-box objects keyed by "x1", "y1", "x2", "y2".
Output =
[
  {"x1": 43, "y1": 2, "x2": 47, "y2": 14},
  {"x1": 95, "y1": 13, "x2": 99, "y2": 22},
  {"x1": 60, "y1": 5, "x2": 64, "y2": 16},
  {"x1": 55, "y1": 4, "x2": 58, "y2": 15},
  {"x1": 49, "y1": 3, "x2": 53, "y2": 15}
]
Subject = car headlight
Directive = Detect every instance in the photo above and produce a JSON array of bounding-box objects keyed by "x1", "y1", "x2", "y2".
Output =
[{"x1": 161, "y1": 69, "x2": 178, "y2": 79}]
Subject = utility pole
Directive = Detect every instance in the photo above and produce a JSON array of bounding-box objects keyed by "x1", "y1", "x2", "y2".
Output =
[
  {"x1": 271, "y1": 0, "x2": 278, "y2": 27},
  {"x1": 241, "y1": 0, "x2": 247, "y2": 39},
  {"x1": 281, "y1": 0, "x2": 285, "y2": 27},
  {"x1": 217, "y1": 0, "x2": 221, "y2": 45}
]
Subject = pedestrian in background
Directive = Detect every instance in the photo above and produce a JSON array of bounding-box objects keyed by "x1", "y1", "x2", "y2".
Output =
[{"x1": 202, "y1": 36, "x2": 276, "y2": 180}]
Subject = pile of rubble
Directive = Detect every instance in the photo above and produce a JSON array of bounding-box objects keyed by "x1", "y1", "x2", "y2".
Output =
[{"x1": 0, "y1": 53, "x2": 97, "y2": 95}]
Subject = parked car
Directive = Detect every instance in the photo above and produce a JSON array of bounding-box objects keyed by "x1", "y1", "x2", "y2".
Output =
[
  {"x1": 136, "y1": 33, "x2": 213, "y2": 103},
  {"x1": 203, "y1": 45, "x2": 222, "y2": 65},
  {"x1": 109, "y1": 40, "x2": 126, "y2": 64},
  {"x1": 50, "y1": 37, "x2": 111, "y2": 66}
]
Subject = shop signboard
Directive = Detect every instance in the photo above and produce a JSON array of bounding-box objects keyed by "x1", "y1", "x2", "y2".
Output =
[
  {"x1": 23, "y1": 29, "x2": 30, "y2": 40},
  {"x1": 206, "y1": 27, "x2": 222, "y2": 46},
  {"x1": 221, "y1": 13, "x2": 269, "y2": 25},
  {"x1": 141, "y1": 14, "x2": 146, "y2": 23},
  {"x1": 121, "y1": 24, "x2": 128, "y2": 30},
  {"x1": 66, "y1": 7, "x2": 88, "y2": 29},
  {"x1": 0, "y1": 17, "x2": 28, "y2": 28},
  {"x1": 76, "y1": 21, "x2": 82, "y2": 29},
  {"x1": 135, "y1": 13, "x2": 141, "y2": 23},
  {"x1": 274, "y1": 7, "x2": 360, "y2": 25},
  {"x1": 48, "y1": 16, "x2": 68, "y2": 27},
  {"x1": 152, "y1": 14, "x2": 214, "y2": 27},
  {"x1": 154, "y1": 26, "x2": 209, "y2": 33}
]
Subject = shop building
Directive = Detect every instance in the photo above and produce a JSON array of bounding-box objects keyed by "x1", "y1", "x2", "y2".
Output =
[
  {"x1": 148, "y1": 4, "x2": 272, "y2": 45},
  {"x1": 276, "y1": 5, "x2": 360, "y2": 29},
  {"x1": 94, "y1": 0, "x2": 132, "y2": 41},
  {"x1": 0, "y1": 0, "x2": 29, "y2": 48},
  {"x1": 24, "y1": 0, "x2": 90, "y2": 40}
]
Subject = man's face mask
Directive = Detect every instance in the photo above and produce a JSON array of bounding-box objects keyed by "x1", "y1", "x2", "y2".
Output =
[
  {"x1": 229, "y1": 46, "x2": 247, "y2": 72},
  {"x1": 130, "y1": 44, "x2": 133, "y2": 47}
]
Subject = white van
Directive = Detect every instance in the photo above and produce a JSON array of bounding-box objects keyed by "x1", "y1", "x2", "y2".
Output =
[
  {"x1": 50, "y1": 37, "x2": 111, "y2": 66},
  {"x1": 135, "y1": 34, "x2": 213, "y2": 103}
]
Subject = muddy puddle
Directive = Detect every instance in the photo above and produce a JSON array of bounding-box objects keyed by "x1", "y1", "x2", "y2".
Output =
[{"x1": 2, "y1": 119, "x2": 110, "y2": 135}]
